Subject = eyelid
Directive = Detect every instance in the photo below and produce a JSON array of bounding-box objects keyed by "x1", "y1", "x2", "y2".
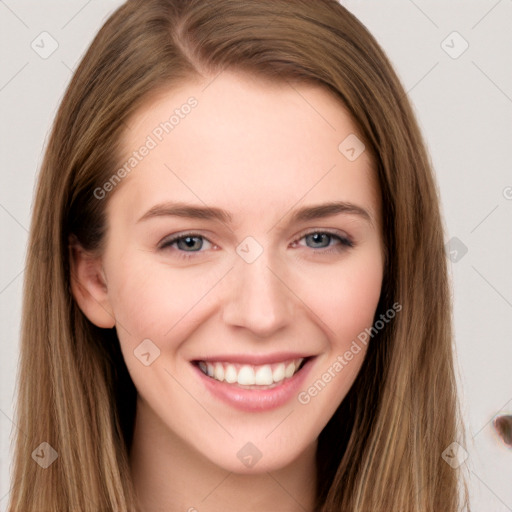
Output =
[
  {"x1": 292, "y1": 228, "x2": 353, "y2": 247},
  {"x1": 158, "y1": 231, "x2": 215, "y2": 250}
]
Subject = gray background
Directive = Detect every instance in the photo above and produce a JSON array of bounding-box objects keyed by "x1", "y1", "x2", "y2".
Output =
[{"x1": 1, "y1": 1, "x2": 511, "y2": 510}]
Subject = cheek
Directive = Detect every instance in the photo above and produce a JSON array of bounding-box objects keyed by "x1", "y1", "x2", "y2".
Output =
[
  {"x1": 105, "y1": 253, "x2": 227, "y2": 349},
  {"x1": 109, "y1": 264, "x2": 172, "y2": 339},
  {"x1": 295, "y1": 250, "x2": 383, "y2": 349},
  {"x1": 294, "y1": 256, "x2": 382, "y2": 422},
  {"x1": 333, "y1": 264, "x2": 382, "y2": 339},
  {"x1": 106, "y1": 257, "x2": 215, "y2": 395},
  {"x1": 291, "y1": 245, "x2": 382, "y2": 416}
]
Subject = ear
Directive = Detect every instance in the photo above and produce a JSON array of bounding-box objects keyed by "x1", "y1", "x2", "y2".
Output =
[{"x1": 68, "y1": 235, "x2": 116, "y2": 328}]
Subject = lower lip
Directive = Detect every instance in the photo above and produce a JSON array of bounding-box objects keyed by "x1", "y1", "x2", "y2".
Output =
[{"x1": 192, "y1": 358, "x2": 315, "y2": 412}]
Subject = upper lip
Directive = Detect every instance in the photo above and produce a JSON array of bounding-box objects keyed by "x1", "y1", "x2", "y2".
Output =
[{"x1": 192, "y1": 352, "x2": 313, "y2": 365}]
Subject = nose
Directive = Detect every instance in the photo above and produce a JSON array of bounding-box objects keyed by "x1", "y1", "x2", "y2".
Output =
[{"x1": 221, "y1": 250, "x2": 294, "y2": 338}]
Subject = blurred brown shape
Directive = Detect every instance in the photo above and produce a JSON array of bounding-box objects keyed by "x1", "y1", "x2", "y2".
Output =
[{"x1": 494, "y1": 415, "x2": 512, "y2": 447}]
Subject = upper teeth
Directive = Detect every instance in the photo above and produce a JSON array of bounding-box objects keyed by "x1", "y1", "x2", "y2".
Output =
[{"x1": 198, "y1": 358, "x2": 304, "y2": 386}]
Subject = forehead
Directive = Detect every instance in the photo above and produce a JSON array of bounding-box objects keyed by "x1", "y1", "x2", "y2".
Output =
[{"x1": 109, "y1": 71, "x2": 380, "y2": 228}]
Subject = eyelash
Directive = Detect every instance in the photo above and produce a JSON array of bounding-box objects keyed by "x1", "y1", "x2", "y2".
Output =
[{"x1": 158, "y1": 230, "x2": 354, "y2": 261}]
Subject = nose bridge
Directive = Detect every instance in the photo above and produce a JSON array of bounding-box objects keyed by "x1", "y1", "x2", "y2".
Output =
[{"x1": 222, "y1": 245, "x2": 293, "y2": 336}]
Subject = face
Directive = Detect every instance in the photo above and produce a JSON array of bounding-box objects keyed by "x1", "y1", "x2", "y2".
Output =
[{"x1": 75, "y1": 71, "x2": 384, "y2": 474}]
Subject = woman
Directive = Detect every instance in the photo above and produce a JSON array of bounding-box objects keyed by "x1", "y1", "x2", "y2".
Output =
[{"x1": 9, "y1": 0, "x2": 469, "y2": 510}]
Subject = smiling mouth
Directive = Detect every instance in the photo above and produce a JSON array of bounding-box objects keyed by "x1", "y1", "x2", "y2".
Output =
[{"x1": 193, "y1": 357, "x2": 309, "y2": 388}]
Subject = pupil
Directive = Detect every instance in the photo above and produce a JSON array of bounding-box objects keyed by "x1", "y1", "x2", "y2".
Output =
[
  {"x1": 308, "y1": 233, "x2": 329, "y2": 248},
  {"x1": 180, "y1": 236, "x2": 202, "y2": 251}
]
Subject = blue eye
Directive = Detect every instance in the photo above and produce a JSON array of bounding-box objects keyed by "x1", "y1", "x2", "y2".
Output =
[
  {"x1": 158, "y1": 230, "x2": 354, "y2": 260},
  {"x1": 174, "y1": 235, "x2": 203, "y2": 251},
  {"x1": 297, "y1": 231, "x2": 354, "y2": 251},
  {"x1": 304, "y1": 232, "x2": 348, "y2": 249},
  {"x1": 159, "y1": 233, "x2": 213, "y2": 252}
]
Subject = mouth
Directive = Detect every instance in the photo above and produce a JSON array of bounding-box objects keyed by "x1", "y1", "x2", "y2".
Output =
[
  {"x1": 190, "y1": 353, "x2": 316, "y2": 411},
  {"x1": 193, "y1": 357, "x2": 309, "y2": 389}
]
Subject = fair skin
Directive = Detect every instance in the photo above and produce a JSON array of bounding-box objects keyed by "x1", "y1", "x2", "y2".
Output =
[{"x1": 70, "y1": 71, "x2": 384, "y2": 512}]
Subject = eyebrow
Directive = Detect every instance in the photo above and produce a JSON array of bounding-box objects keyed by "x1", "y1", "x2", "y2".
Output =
[
  {"x1": 138, "y1": 202, "x2": 232, "y2": 224},
  {"x1": 137, "y1": 200, "x2": 373, "y2": 226}
]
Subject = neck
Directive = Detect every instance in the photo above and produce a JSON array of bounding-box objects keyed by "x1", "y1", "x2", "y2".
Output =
[{"x1": 129, "y1": 397, "x2": 317, "y2": 512}]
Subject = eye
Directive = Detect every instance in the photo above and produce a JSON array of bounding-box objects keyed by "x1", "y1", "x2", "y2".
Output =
[
  {"x1": 158, "y1": 230, "x2": 354, "y2": 260},
  {"x1": 292, "y1": 230, "x2": 354, "y2": 252},
  {"x1": 159, "y1": 233, "x2": 214, "y2": 253}
]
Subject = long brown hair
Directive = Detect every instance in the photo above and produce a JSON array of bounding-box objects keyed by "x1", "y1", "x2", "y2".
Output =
[{"x1": 9, "y1": 0, "x2": 469, "y2": 510}]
